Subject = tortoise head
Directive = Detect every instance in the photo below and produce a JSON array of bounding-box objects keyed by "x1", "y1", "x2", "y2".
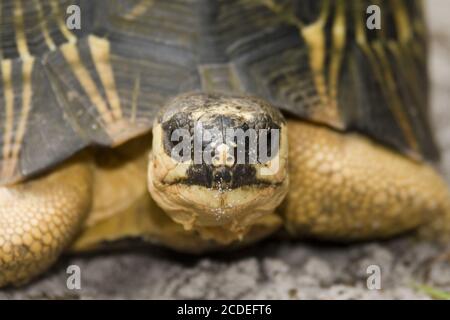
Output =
[{"x1": 148, "y1": 93, "x2": 288, "y2": 243}]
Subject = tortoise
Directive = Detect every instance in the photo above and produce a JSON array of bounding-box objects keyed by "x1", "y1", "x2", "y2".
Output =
[{"x1": 0, "y1": 0, "x2": 449, "y2": 287}]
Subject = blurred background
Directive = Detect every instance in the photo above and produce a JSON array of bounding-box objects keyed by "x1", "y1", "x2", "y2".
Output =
[{"x1": 1, "y1": 0, "x2": 450, "y2": 299}]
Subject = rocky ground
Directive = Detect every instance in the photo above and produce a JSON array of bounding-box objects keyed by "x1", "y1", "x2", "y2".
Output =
[{"x1": 1, "y1": 0, "x2": 450, "y2": 299}]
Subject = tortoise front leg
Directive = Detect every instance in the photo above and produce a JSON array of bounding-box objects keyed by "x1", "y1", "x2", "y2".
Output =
[
  {"x1": 0, "y1": 155, "x2": 93, "y2": 287},
  {"x1": 283, "y1": 120, "x2": 450, "y2": 241}
]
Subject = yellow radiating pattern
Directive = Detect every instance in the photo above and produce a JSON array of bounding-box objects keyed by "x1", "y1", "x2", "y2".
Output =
[
  {"x1": 50, "y1": 0, "x2": 76, "y2": 43},
  {"x1": 13, "y1": 0, "x2": 31, "y2": 58},
  {"x1": 88, "y1": 36, "x2": 123, "y2": 121},
  {"x1": 33, "y1": 0, "x2": 57, "y2": 51},
  {"x1": 60, "y1": 42, "x2": 114, "y2": 125},
  {"x1": 353, "y1": 0, "x2": 419, "y2": 153},
  {"x1": 10, "y1": 58, "x2": 35, "y2": 175},
  {"x1": 1, "y1": 59, "x2": 14, "y2": 177},
  {"x1": 122, "y1": 0, "x2": 154, "y2": 21},
  {"x1": 328, "y1": 0, "x2": 346, "y2": 109}
]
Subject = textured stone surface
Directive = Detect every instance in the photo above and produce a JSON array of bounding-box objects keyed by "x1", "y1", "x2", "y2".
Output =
[{"x1": 1, "y1": 0, "x2": 450, "y2": 300}]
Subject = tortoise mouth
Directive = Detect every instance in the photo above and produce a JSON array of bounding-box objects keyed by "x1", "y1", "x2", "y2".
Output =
[
  {"x1": 166, "y1": 164, "x2": 283, "y2": 190},
  {"x1": 147, "y1": 161, "x2": 289, "y2": 243}
]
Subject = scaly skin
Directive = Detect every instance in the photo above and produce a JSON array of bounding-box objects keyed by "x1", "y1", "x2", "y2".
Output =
[
  {"x1": 0, "y1": 155, "x2": 93, "y2": 287},
  {"x1": 283, "y1": 120, "x2": 450, "y2": 241}
]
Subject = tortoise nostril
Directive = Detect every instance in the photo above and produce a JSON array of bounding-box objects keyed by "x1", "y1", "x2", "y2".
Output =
[{"x1": 214, "y1": 168, "x2": 232, "y2": 183}]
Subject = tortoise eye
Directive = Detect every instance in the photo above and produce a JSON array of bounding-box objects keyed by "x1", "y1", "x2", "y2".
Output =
[{"x1": 161, "y1": 113, "x2": 192, "y2": 159}]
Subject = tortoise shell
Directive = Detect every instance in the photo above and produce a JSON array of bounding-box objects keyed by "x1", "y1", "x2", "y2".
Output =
[{"x1": 0, "y1": 0, "x2": 437, "y2": 184}]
